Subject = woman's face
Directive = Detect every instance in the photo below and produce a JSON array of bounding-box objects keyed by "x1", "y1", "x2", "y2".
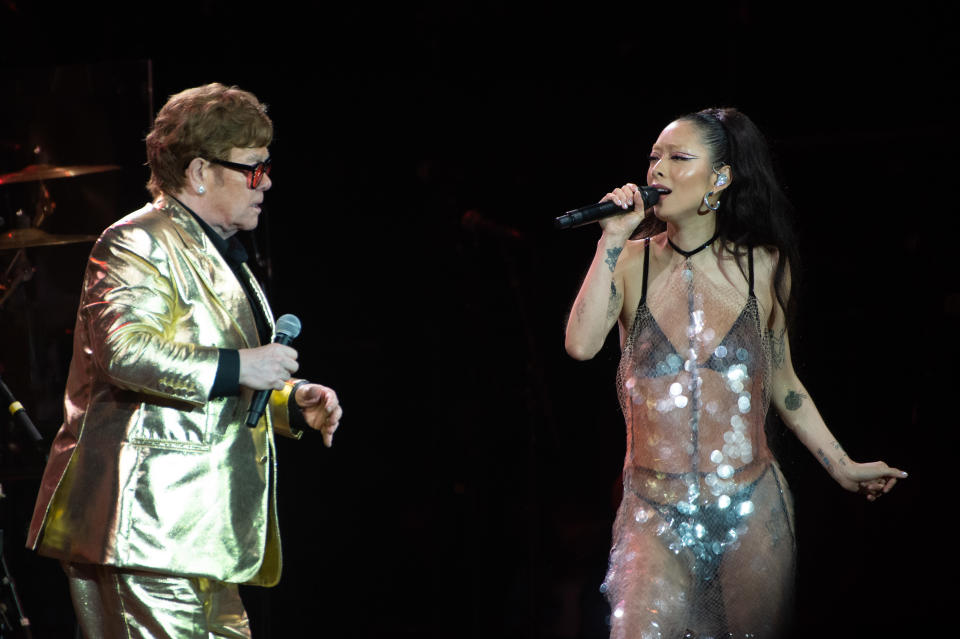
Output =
[{"x1": 646, "y1": 120, "x2": 720, "y2": 220}]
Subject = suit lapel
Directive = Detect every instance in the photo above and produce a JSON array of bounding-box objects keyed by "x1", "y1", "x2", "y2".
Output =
[
  {"x1": 161, "y1": 199, "x2": 265, "y2": 348},
  {"x1": 240, "y1": 262, "x2": 276, "y2": 338}
]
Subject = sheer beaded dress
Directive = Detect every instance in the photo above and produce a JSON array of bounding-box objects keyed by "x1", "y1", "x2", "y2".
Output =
[{"x1": 604, "y1": 238, "x2": 795, "y2": 638}]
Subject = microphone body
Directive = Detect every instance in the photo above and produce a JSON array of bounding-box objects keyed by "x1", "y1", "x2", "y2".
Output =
[
  {"x1": 245, "y1": 314, "x2": 302, "y2": 428},
  {"x1": 554, "y1": 186, "x2": 666, "y2": 230},
  {"x1": 0, "y1": 374, "x2": 44, "y2": 447}
]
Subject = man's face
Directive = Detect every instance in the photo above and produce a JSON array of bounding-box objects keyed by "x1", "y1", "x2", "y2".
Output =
[{"x1": 199, "y1": 146, "x2": 272, "y2": 238}]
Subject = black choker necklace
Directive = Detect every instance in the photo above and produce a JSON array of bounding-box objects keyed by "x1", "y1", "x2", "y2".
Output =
[{"x1": 668, "y1": 231, "x2": 719, "y2": 258}]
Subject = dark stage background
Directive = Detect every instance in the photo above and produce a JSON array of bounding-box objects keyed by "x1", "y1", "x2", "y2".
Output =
[{"x1": 0, "y1": 3, "x2": 953, "y2": 637}]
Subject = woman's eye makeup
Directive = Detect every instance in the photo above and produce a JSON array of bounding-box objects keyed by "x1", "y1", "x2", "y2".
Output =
[{"x1": 648, "y1": 153, "x2": 695, "y2": 162}]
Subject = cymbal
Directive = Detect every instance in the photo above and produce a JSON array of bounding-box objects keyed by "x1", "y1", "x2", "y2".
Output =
[
  {"x1": 0, "y1": 228, "x2": 97, "y2": 250},
  {"x1": 0, "y1": 163, "x2": 121, "y2": 185}
]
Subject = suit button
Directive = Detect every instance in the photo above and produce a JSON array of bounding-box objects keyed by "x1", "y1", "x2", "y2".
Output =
[{"x1": 258, "y1": 455, "x2": 268, "y2": 464}]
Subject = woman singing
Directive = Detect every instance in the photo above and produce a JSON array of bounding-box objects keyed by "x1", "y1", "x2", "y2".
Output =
[{"x1": 564, "y1": 107, "x2": 906, "y2": 637}]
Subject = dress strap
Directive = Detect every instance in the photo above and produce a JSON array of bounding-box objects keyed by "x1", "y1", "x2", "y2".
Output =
[
  {"x1": 640, "y1": 238, "x2": 651, "y2": 305},
  {"x1": 747, "y1": 246, "x2": 755, "y2": 296}
]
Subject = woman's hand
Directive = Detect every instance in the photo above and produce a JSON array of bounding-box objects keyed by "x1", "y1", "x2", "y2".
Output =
[
  {"x1": 836, "y1": 460, "x2": 908, "y2": 501},
  {"x1": 598, "y1": 183, "x2": 647, "y2": 241}
]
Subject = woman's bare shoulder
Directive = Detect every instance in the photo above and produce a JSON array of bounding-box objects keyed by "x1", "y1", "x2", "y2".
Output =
[
  {"x1": 750, "y1": 244, "x2": 782, "y2": 276},
  {"x1": 623, "y1": 231, "x2": 668, "y2": 261}
]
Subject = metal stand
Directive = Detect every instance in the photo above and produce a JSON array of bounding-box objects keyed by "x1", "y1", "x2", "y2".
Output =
[
  {"x1": 1, "y1": 515, "x2": 34, "y2": 639},
  {"x1": 0, "y1": 375, "x2": 42, "y2": 639}
]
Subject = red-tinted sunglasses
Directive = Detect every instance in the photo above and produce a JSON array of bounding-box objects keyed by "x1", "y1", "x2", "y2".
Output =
[{"x1": 207, "y1": 157, "x2": 272, "y2": 189}]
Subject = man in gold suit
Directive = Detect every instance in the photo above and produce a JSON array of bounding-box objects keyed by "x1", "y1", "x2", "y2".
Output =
[{"x1": 25, "y1": 83, "x2": 342, "y2": 638}]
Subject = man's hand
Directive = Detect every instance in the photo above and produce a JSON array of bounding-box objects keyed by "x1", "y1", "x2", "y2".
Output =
[
  {"x1": 238, "y1": 344, "x2": 299, "y2": 391},
  {"x1": 295, "y1": 383, "x2": 342, "y2": 447}
]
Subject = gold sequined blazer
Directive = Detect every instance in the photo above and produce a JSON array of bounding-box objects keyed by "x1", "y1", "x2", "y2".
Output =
[{"x1": 26, "y1": 197, "x2": 301, "y2": 586}]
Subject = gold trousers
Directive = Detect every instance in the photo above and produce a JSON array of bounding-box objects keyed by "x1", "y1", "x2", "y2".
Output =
[{"x1": 63, "y1": 562, "x2": 251, "y2": 639}]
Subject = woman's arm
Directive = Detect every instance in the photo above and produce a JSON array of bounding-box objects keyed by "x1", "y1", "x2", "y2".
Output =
[
  {"x1": 565, "y1": 184, "x2": 645, "y2": 360},
  {"x1": 767, "y1": 263, "x2": 907, "y2": 500}
]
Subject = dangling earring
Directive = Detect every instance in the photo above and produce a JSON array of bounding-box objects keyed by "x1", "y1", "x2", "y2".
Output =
[
  {"x1": 701, "y1": 168, "x2": 728, "y2": 212},
  {"x1": 702, "y1": 192, "x2": 720, "y2": 211},
  {"x1": 197, "y1": 185, "x2": 206, "y2": 194}
]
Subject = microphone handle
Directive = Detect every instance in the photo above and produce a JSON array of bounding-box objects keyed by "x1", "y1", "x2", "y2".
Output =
[
  {"x1": 554, "y1": 186, "x2": 663, "y2": 230},
  {"x1": 0, "y1": 375, "x2": 43, "y2": 445},
  {"x1": 244, "y1": 333, "x2": 295, "y2": 428}
]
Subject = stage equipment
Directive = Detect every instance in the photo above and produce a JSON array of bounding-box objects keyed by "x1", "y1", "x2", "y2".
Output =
[{"x1": 0, "y1": 163, "x2": 120, "y2": 185}]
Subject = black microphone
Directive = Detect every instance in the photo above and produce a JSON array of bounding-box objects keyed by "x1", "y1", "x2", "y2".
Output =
[
  {"x1": 245, "y1": 314, "x2": 302, "y2": 428},
  {"x1": 0, "y1": 373, "x2": 45, "y2": 458},
  {"x1": 554, "y1": 186, "x2": 669, "y2": 230}
]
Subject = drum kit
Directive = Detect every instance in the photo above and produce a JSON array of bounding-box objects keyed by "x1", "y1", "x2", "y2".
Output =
[
  {"x1": 0, "y1": 159, "x2": 119, "y2": 433},
  {"x1": 1, "y1": 160, "x2": 119, "y2": 638},
  {"x1": 0, "y1": 164, "x2": 117, "y2": 244},
  {"x1": 0, "y1": 162, "x2": 117, "y2": 304}
]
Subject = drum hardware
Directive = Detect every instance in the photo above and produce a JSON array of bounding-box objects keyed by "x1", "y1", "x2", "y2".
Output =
[
  {"x1": 0, "y1": 154, "x2": 114, "y2": 639},
  {"x1": 0, "y1": 373, "x2": 41, "y2": 639},
  {"x1": 0, "y1": 163, "x2": 120, "y2": 185},
  {"x1": 0, "y1": 228, "x2": 97, "y2": 251},
  {"x1": 0, "y1": 161, "x2": 114, "y2": 307},
  {"x1": 1, "y1": 527, "x2": 36, "y2": 639}
]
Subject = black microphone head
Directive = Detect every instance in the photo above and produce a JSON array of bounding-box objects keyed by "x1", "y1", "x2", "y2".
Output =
[
  {"x1": 640, "y1": 186, "x2": 669, "y2": 209},
  {"x1": 275, "y1": 314, "x2": 302, "y2": 339}
]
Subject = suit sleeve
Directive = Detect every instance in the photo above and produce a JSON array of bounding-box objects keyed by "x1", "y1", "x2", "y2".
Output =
[
  {"x1": 81, "y1": 223, "x2": 220, "y2": 406},
  {"x1": 268, "y1": 381, "x2": 304, "y2": 440}
]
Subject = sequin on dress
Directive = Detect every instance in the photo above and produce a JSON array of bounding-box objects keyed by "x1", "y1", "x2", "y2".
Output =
[{"x1": 604, "y1": 239, "x2": 796, "y2": 638}]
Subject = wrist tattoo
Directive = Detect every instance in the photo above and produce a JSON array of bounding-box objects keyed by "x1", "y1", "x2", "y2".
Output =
[
  {"x1": 830, "y1": 440, "x2": 849, "y2": 466},
  {"x1": 816, "y1": 447, "x2": 832, "y2": 471},
  {"x1": 768, "y1": 326, "x2": 786, "y2": 368},
  {"x1": 604, "y1": 247, "x2": 622, "y2": 273},
  {"x1": 784, "y1": 390, "x2": 807, "y2": 411}
]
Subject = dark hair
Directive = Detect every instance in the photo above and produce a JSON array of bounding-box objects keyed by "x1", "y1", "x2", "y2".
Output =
[
  {"x1": 145, "y1": 83, "x2": 273, "y2": 198},
  {"x1": 636, "y1": 107, "x2": 800, "y2": 326}
]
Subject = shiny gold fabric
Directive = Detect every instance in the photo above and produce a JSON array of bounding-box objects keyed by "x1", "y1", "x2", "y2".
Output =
[
  {"x1": 64, "y1": 561, "x2": 251, "y2": 638},
  {"x1": 28, "y1": 197, "x2": 301, "y2": 586}
]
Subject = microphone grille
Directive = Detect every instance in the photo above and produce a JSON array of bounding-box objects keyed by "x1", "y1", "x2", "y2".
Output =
[
  {"x1": 640, "y1": 186, "x2": 662, "y2": 208},
  {"x1": 275, "y1": 314, "x2": 302, "y2": 339}
]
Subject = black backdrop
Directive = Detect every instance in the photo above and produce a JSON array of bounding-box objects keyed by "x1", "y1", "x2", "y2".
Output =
[{"x1": 0, "y1": 2, "x2": 953, "y2": 637}]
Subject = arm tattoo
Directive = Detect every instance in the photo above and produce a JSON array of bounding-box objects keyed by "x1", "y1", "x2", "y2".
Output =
[
  {"x1": 816, "y1": 447, "x2": 832, "y2": 471},
  {"x1": 830, "y1": 440, "x2": 849, "y2": 466},
  {"x1": 606, "y1": 282, "x2": 622, "y2": 321},
  {"x1": 768, "y1": 326, "x2": 786, "y2": 368},
  {"x1": 604, "y1": 247, "x2": 622, "y2": 273},
  {"x1": 783, "y1": 390, "x2": 807, "y2": 411},
  {"x1": 573, "y1": 300, "x2": 585, "y2": 326}
]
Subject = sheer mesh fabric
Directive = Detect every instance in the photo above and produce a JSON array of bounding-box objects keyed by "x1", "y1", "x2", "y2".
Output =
[{"x1": 606, "y1": 241, "x2": 796, "y2": 638}]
